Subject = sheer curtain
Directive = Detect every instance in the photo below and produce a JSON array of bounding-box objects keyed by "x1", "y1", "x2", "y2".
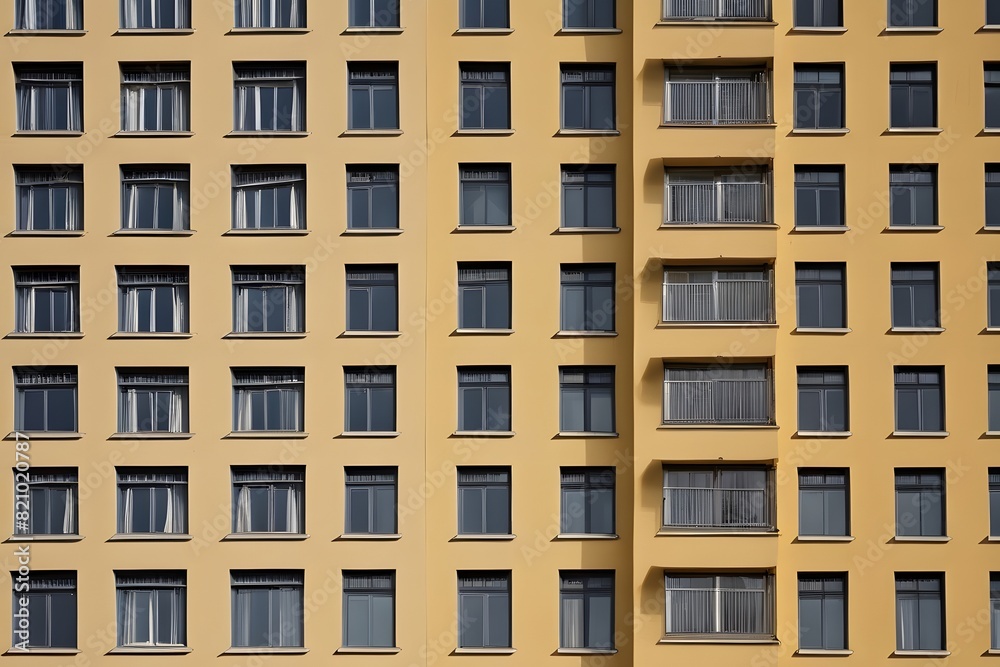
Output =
[
  {"x1": 121, "y1": 169, "x2": 190, "y2": 230},
  {"x1": 14, "y1": 270, "x2": 78, "y2": 333},
  {"x1": 232, "y1": 168, "x2": 305, "y2": 229},
  {"x1": 122, "y1": 0, "x2": 190, "y2": 28},
  {"x1": 236, "y1": 0, "x2": 302, "y2": 28},
  {"x1": 117, "y1": 574, "x2": 185, "y2": 647},
  {"x1": 232, "y1": 467, "x2": 304, "y2": 533},
  {"x1": 17, "y1": 72, "x2": 83, "y2": 130},
  {"x1": 13, "y1": 0, "x2": 80, "y2": 29},
  {"x1": 16, "y1": 168, "x2": 82, "y2": 231},
  {"x1": 233, "y1": 66, "x2": 304, "y2": 131},
  {"x1": 231, "y1": 571, "x2": 304, "y2": 648},
  {"x1": 118, "y1": 470, "x2": 187, "y2": 534},
  {"x1": 121, "y1": 69, "x2": 190, "y2": 132}
]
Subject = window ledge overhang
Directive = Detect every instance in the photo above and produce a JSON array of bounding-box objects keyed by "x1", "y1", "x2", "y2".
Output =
[
  {"x1": 883, "y1": 26, "x2": 942, "y2": 33},
  {"x1": 5, "y1": 535, "x2": 83, "y2": 542},
  {"x1": 656, "y1": 322, "x2": 777, "y2": 329},
  {"x1": 555, "y1": 431, "x2": 619, "y2": 438},
  {"x1": 893, "y1": 650, "x2": 950, "y2": 657},
  {"x1": 108, "y1": 533, "x2": 192, "y2": 541},
  {"x1": 336, "y1": 533, "x2": 401, "y2": 540},
  {"x1": 223, "y1": 647, "x2": 308, "y2": 655},
  {"x1": 660, "y1": 122, "x2": 776, "y2": 129},
  {"x1": 111, "y1": 229, "x2": 195, "y2": 236},
  {"x1": 889, "y1": 327, "x2": 944, "y2": 333},
  {"x1": 796, "y1": 431, "x2": 852, "y2": 438},
  {"x1": 451, "y1": 534, "x2": 516, "y2": 541},
  {"x1": 223, "y1": 533, "x2": 309, "y2": 541},
  {"x1": 790, "y1": 128, "x2": 850, "y2": 135},
  {"x1": 109, "y1": 432, "x2": 193, "y2": 440},
  {"x1": 557, "y1": 648, "x2": 619, "y2": 654},
  {"x1": 224, "y1": 431, "x2": 309, "y2": 439},
  {"x1": 226, "y1": 131, "x2": 310, "y2": 138},
  {"x1": 655, "y1": 20, "x2": 777, "y2": 26},
  {"x1": 795, "y1": 535, "x2": 855, "y2": 542},
  {"x1": 114, "y1": 28, "x2": 195, "y2": 34},
  {"x1": 890, "y1": 431, "x2": 949, "y2": 438},
  {"x1": 113, "y1": 131, "x2": 193, "y2": 138},
  {"x1": 982, "y1": 128, "x2": 1000, "y2": 134},
  {"x1": 224, "y1": 332, "x2": 307, "y2": 339},
  {"x1": 658, "y1": 637, "x2": 777, "y2": 644},
  {"x1": 987, "y1": 536, "x2": 1000, "y2": 542},
  {"x1": 454, "y1": 647, "x2": 517, "y2": 654},
  {"x1": 788, "y1": 26, "x2": 847, "y2": 33},
  {"x1": 988, "y1": 648, "x2": 1000, "y2": 654},
  {"x1": 453, "y1": 128, "x2": 515, "y2": 136},
  {"x1": 341, "y1": 228, "x2": 404, "y2": 235},
  {"x1": 6, "y1": 29, "x2": 88, "y2": 35},
  {"x1": 453, "y1": 431, "x2": 516, "y2": 438},
  {"x1": 884, "y1": 225, "x2": 944, "y2": 232},
  {"x1": 339, "y1": 129, "x2": 403, "y2": 137},
  {"x1": 338, "y1": 431, "x2": 400, "y2": 438},
  {"x1": 108, "y1": 647, "x2": 192, "y2": 654},
  {"x1": 453, "y1": 28, "x2": 514, "y2": 34},
  {"x1": 659, "y1": 222, "x2": 778, "y2": 229},
  {"x1": 983, "y1": 431, "x2": 1000, "y2": 436},
  {"x1": 223, "y1": 228, "x2": 309, "y2": 235},
  {"x1": 556, "y1": 226, "x2": 621, "y2": 233},
  {"x1": 5, "y1": 332, "x2": 83, "y2": 339},
  {"x1": 555, "y1": 533, "x2": 619, "y2": 540},
  {"x1": 795, "y1": 649, "x2": 853, "y2": 655},
  {"x1": 336, "y1": 647, "x2": 400, "y2": 654},
  {"x1": 6, "y1": 230, "x2": 85, "y2": 237},
  {"x1": 339, "y1": 330, "x2": 401, "y2": 338},
  {"x1": 13, "y1": 130, "x2": 84, "y2": 137},
  {"x1": 227, "y1": 27, "x2": 310, "y2": 34},
  {"x1": 109, "y1": 332, "x2": 192, "y2": 339},
  {"x1": 453, "y1": 328, "x2": 514, "y2": 335},
  {"x1": 891, "y1": 535, "x2": 951, "y2": 542},
  {"x1": 982, "y1": 24, "x2": 1000, "y2": 30},
  {"x1": 5, "y1": 431, "x2": 82, "y2": 440},
  {"x1": 555, "y1": 129, "x2": 621, "y2": 136},
  {"x1": 4, "y1": 649, "x2": 81, "y2": 655},
  {"x1": 341, "y1": 26, "x2": 404, "y2": 34},
  {"x1": 658, "y1": 424, "x2": 777, "y2": 430},
  {"x1": 792, "y1": 225, "x2": 850, "y2": 232},
  {"x1": 793, "y1": 327, "x2": 851, "y2": 334},
  {"x1": 656, "y1": 530, "x2": 777, "y2": 537},
  {"x1": 554, "y1": 330, "x2": 617, "y2": 337},
  {"x1": 452, "y1": 225, "x2": 516, "y2": 232},
  {"x1": 885, "y1": 127, "x2": 944, "y2": 134},
  {"x1": 556, "y1": 27, "x2": 623, "y2": 34}
]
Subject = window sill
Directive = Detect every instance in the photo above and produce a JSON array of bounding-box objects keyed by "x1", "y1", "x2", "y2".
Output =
[
  {"x1": 885, "y1": 127, "x2": 944, "y2": 134},
  {"x1": 336, "y1": 647, "x2": 400, "y2": 654},
  {"x1": 453, "y1": 28, "x2": 514, "y2": 34},
  {"x1": 790, "y1": 128, "x2": 850, "y2": 135},
  {"x1": 983, "y1": 431, "x2": 1000, "y2": 437},
  {"x1": 109, "y1": 332, "x2": 192, "y2": 339},
  {"x1": 660, "y1": 222, "x2": 778, "y2": 229},
  {"x1": 4, "y1": 649, "x2": 81, "y2": 655},
  {"x1": 223, "y1": 228, "x2": 309, "y2": 235},
  {"x1": 5, "y1": 332, "x2": 83, "y2": 339},
  {"x1": 789, "y1": 26, "x2": 847, "y2": 33},
  {"x1": 889, "y1": 327, "x2": 944, "y2": 333},
  {"x1": 451, "y1": 534, "x2": 516, "y2": 541},
  {"x1": 658, "y1": 637, "x2": 777, "y2": 644},
  {"x1": 658, "y1": 424, "x2": 777, "y2": 430},
  {"x1": 5, "y1": 535, "x2": 83, "y2": 542},
  {"x1": 108, "y1": 432, "x2": 193, "y2": 440},
  {"x1": 554, "y1": 331, "x2": 617, "y2": 337},
  {"x1": 453, "y1": 431, "x2": 516, "y2": 438},
  {"x1": 893, "y1": 650, "x2": 950, "y2": 657},
  {"x1": 6, "y1": 229, "x2": 84, "y2": 237},
  {"x1": 556, "y1": 226, "x2": 621, "y2": 233},
  {"x1": 796, "y1": 431, "x2": 852, "y2": 438},
  {"x1": 223, "y1": 533, "x2": 309, "y2": 541},
  {"x1": 555, "y1": 129, "x2": 620, "y2": 136},
  {"x1": 336, "y1": 533, "x2": 401, "y2": 540},
  {"x1": 112, "y1": 229, "x2": 195, "y2": 236},
  {"x1": 793, "y1": 327, "x2": 851, "y2": 334},
  {"x1": 884, "y1": 225, "x2": 944, "y2": 232},
  {"x1": 795, "y1": 649, "x2": 853, "y2": 655},
  {"x1": 339, "y1": 330, "x2": 401, "y2": 338},
  {"x1": 226, "y1": 130, "x2": 310, "y2": 137},
  {"x1": 891, "y1": 535, "x2": 951, "y2": 542},
  {"x1": 13, "y1": 130, "x2": 84, "y2": 137},
  {"x1": 656, "y1": 530, "x2": 777, "y2": 537},
  {"x1": 341, "y1": 228, "x2": 403, "y2": 235},
  {"x1": 555, "y1": 533, "x2": 619, "y2": 540},
  {"x1": 982, "y1": 24, "x2": 1000, "y2": 30},
  {"x1": 338, "y1": 431, "x2": 400, "y2": 438},
  {"x1": 224, "y1": 431, "x2": 309, "y2": 439},
  {"x1": 113, "y1": 131, "x2": 193, "y2": 138},
  {"x1": 557, "y1": 648, "x2": 618, "y2": 654},
  {"x1": 341, "y1": 26, "x2": 404, "y2": 34},
  {"x1": 108, "y1": 647, "x2": 192, "y2": 654},
  {"x1": 555, "y1": 431, "x2": 619, "y2": 438},
  {"x1": 6, "y1": 29, "x2": 88, "y2": 35},
  {"x1": 340, "y1": 129, "x2": 402, "y2": 137},
  {"x1": 792, "y1": 225, "x2": 849, "y2": 232},
  {"x1": 5, "y1": 431, "x2": 82, "y2": 440},
  {"x1": 452, "y1": 225, "x2": 516, "y2": 232},
  {"x1": 223, "y1": 647, "x2": 308, "y2": 655},
  {"x1": 114, "y1": 28, "x2": 195, "y2": 34},
  {"x1": 890, "y1": 431, "x2": 949, "y2": 438},
  {"x1": 883, "y1": 26, "x2": 942, "y2": 33},
  {"x1": 108, "y1": 533, "x2": 192, "y2": 541},
  {"x1": 982, "y1": 128, "x2": 1000, "y2": 134},
  {"x1": 453, "y1": 128, "x2": 515, "y2": 136},
  {"x1": 795, "y1": 535, "x2": 854, "y2": 542},
  {"x1": 988, "y1": 648, "x2": 1000, "y2": 654},
  {"x1": 454, "y1": 647, "x2": 517, "y2": 654},
  {"x1": 453, "y1": 328, "x2": 514, "y2": 335},
  {"x1": 227, "y1": 27, "x2": 310, "y2": 34},
  {"x1": 556, "y1": 28, "x2": 622, "y2": 34},
  {"x1": 656, "y1": 322, "x2": 776, "y2": 329},
  {"x1": 224, "y1": 332, "x2": 307, "y2": 339}
]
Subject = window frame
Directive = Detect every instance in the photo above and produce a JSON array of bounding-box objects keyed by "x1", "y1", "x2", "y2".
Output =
[
  {"x1": 117, "y1": 268, "x2": 189, "y2": 334},
  {"x1": 14, "y1": 64, "x2": 83, "y2": 132},
  {"x1": 342, "y1": 571, "x2": 396, "y2": 649},
  {"x1": 347, "y1": 166, "x2": 399, "y2": 230},
  {"x1": 120, "y1": 166, "x2": 190, "y2": 231},
  {"x1": 344, "y1": 367, "x2": 396, "y2": 433},
  {"x1": 988, "y1": 468, "x2": 1000, "y2": 538},
  {"x1": 10, "y1": 571, "x2": 77, "y2": 649},
  {"x1": 457, "y1": 366, "x2": 512, "y2": 432},
  {"x1": 459, "y1": 164, "x2": 512, "y2": 227},
  {"x1": 794, "y1": 166, "x2": 844, "y2": 227},
  {"x1": 16, "y1": 0, "x2": 83, "y2": 30},
  {"x1": 797, "y1": 367, "x2": 848, "y2": 433},
  {"x1": 559, "y1": 366, "x2": 615, "y2": 433},
  {"x1": 890, "y1": 64, "x2": 938, "y2": 129},
  {"x1": 231, "y1": 368, "x2": 305, "y2": 433},
  {"x1": 559, "y1": 570, "x2": 615, "y2": 650},
  {"x1": 116, "y1": 467, "x2": 188, "y2": 535},
  {"x1": 664, "y1": 572, "x2": 775, "y2": 639},
  {"x1": 893, "y1": 367, "x2": 945, "y2": 433},
  {"x1": 560, "y1": 64, "x2": 616, "y2": 131},
  {"x1": 349, "y1": 0, "x2": 399, "y2": 27},
  {"x1": 234, "y1": 0, "x2": 305, "y2": 28},
  {"x1": 344, "y1": 467, "x2": 397, "y2": 535},
  {"x1": 662, "y1": 363, "x2": 774, "y2": 426},
  {"x1": 793, "y1": 0, "x2": 842, "y2": 27},
  {"x1": 116, "y1": 369, "x2": 189, "y2": 434},
  {"x1": 563, "y1": 0, "x2": 616, "y2": 29},
  {"x1": 889, "y1": 165, "x2": 938, "y2": 227},
  {"x1": 345, "y1": 265, "x2": 398, "y2": 333},
  {"x1": 14, "y1": 165, "x2": 83, "y2": 232},
  {"x1": 663, "y1": 167, "x2": 771, "y2": 225},
  {"x1": 887, "y1": 0, "x2": 936, "y2": 27},
  {"x1": 457, "y1": 466, "x2": 511, "y2": 536},
  {"x1": 559, "y1": 264, "x2": 616, "y2": 332},
  {"x1": 798, "y1": 573, "x2": 848, "y2": 651},
  {"x1": 347, "y1": 62, "x2": 399, "y2": 131},
  {"x1": 457, "y1": 262, "x2": 512, "y2": 330},
  {"x1": 560, "y1": 467, "x2": 616, "y2": 536},
  {"x1": 230, "y1": 570, "x2": 304, "y2": 648},
  {"x1": 459, "y1": 63, "x2": 510, "y2": 131},
  {"x1": 13, "y1": 268, "x2": 80, "y2": 334},
  {"x1": 233, "y1": 63, "x2": 306, "y2": 133},
  {"x1": 114, "y1": 571, "x2": 186, "y2": 648},
  {"x1": 662, "y1": 265, "x2": 774, "y2": 324},
  {"x1": 13, "y1": 467, "x2": 78, "y2": 537},
  {"x1": 795, "y1": 263, "x2": 846, "y2": 329},
  {"x1": 793, "y1": 64, "x2": 845, "y2": 130},
  {"x1": 14, "y1": 367, "x2": 78, "y2": 433},
  {"x1": 231, "y1": 166, "x2": 306, "y2": 230},
  {"x1": 231, "y1": 267, "x2": 305, "y2": 334},
  {"x1": 120, "y1": 64, "x2": 190, "y2": 133},
  {"x1": 798, "y1": 469, "x2": 850, "y2": 537},
  {"x1": 894, "y1": 469, "x2": 946, "y2": 538},
  {"x1": 231, "y1": 466, "x2": 305, "y2": 535},
  {"x1": 561, "y1": 165, "x2": 616, "y2": 228},
  {"x1": 890, "y1": 262, "x2": 940, "y2": 328},
  {"x1": 120, "y1": 0, "x2": 191, "y2": 29},
  {"x1": 459, "y1": 0, "x2": 509, "y2": 28},
  {"x1": 894, "y1": 573, "x2": 945, "y2": 651},
  {"x1": 662, "y1": 465, "x2": 776, "y2": 532},
  {"x1": 457, "y1": 572, "x2": 512, "y2": 649}
]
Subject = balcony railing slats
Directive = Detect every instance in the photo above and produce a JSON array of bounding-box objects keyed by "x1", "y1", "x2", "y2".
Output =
[
  {"x1": 664, "y1": 0, "x2": 771, "y2": 20},
  {"x1": 663, "y1": 487, "x2": 770, "y2": 528},
  {"x1": 665, "y1": 80, "x2": 770, "y2": 125},
  {"x1": 663, "y1": 378, "x2": 772, "y2": 424},
  {"x1": 665, "y1": 181, "x2": 769, "y2": 225},
  {"x1": 663, "y1": 279, "x2": 772, "y2": 323}
]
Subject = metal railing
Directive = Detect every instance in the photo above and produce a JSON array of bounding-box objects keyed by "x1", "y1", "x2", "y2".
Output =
[
  {"x1": 663, "y1": 279, "x2": 772, "y2": 323},
  {"x1": 664, "y1": 588, "x2": 772, "y2": 634},
  {"x1": 663, "y1": 378, "x2": 772, "y2": 424},
  {"x1": 664, "y1": 181, "x2": 769, "y2": 224},
  {"x1": 662, "y1": 486, "x2": 772, "y2": 529},
  {"x1": 664, "y1": 79, "x2": 770, "y2": 125},
  {"x1": 664, "y1": 0, "x2": 771, "y2": 20}
]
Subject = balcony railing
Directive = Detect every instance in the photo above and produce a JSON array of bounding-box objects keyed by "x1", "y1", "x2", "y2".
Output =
[
  {"x1": 664, "y1": 181, "x2": 770, "y2": 225},
  {"x1": 663, "y1": 486, "x2": 772, "y2": 529},
  {"x1": 664, "y1": 587, "x2": 773, "y2": 635},
  {"x1": 663, "y1": 377, "x2": 772, "y2": 425},
  {"x1": 664, "y1": 79, "x2": 770, "y2": 125},
  {"x1": 663, "y1": 279, "x2": 773, "y2": 323},
  {"x1": 663, "y1": 0, "x2": 771, "y2": 20}
]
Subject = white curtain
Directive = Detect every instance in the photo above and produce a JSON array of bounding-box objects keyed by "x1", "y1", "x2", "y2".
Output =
[
  {"x1": 122, "y1": 83, "x2": 189, "y2": 132},
  {"x1": 17, "y1": 76, "x2": 82, "y2": 131},
  {"x1": 285, "y1": 287, "x2": 300, "y2": 331},
  {"x1": 118, "y1": 584, "x2": 184, "y2": 646},
  {"x1": 235, "y1": 485, "x2": 252, "y2": 532},
  {"x1": 234, "y1": 68, "x2": 303, "y2": 131},
  {"x1": 277, "y1": 588, "x2": 301, "y2": 645},
  {"x1": 15, "y1": 287, "x2": 33, "y2": 333},
  {"x1": 236, "y1": 0, "x2": 301, "y2": 27},
  {"x1": 991, "y1": 597, "x2": 999, "y2": 649},
  {"x1": 122, "y1": 487, "x2": 135, "y2": 533},
  {"x1": 123, "y1": 174, "x2": 189, "y2": 230},
  {"x1": 122, "y1": 288, "x2": 139, "y2": 332},
  {"x1": 62, "y1": 487, "x2": 75, "y2": 533},
  {"x1": 561, "y1": 598, "x2": 583, "y2": 647},
  {"x1": 169, "y1": 392, "x2": 183, "y2": 432},
  {"x1": 122, "y1": 0, "x2": 189, "y2": 28},
  {"x1": 232, "y1": 170, "x2": 305, "y2": 230},
  {"x1": 286, "y1": 490, "x2": 299, "y2": 533},
  {"x1": 897, "y1": 597, "x2": 918, "y2": 649}
]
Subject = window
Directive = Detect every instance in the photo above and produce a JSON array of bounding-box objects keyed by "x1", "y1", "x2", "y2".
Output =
[
  {"x1": 564, "y1": 0, "x2": 614, "y2": 27},
  {"x1": 796, "y1": 263, "x2": 845, "y2": 329},
  {"x1": 115, "y1": 572, "x2": 186, "y2": 648},
  {"x1": 345, "y1": 467, "x2": 397, "y2": 535},
  {"x1": 561, "y1": 467, "x2": 615, "y2": 535},
  {"x1": 15, "y1": 0, "x2": 82, "y2": 29},
  {"x1": 663, "y1": 68, "x2": 770, "y2": 125},
  {"x1": 895, "y1": 574, "x2": 944, "y2": 651},
  {"x1": 347, "y1": 166, "x2": 398, "y2": 229},
  {"x1": 232, "y1": 267, "x2": 304, "y2": 333},
  {"x1": 346, "y1": 265, "x2": 398, "y2": 332},
  {"x1": 459, "y1": 164, "x2": 511, "y2": 227},
  {"x1": 232, "y1": 167, "x2": 305, "y2": 230},
  {"x1": 348, "y1": 63, "x2": 398, "y2": 130},
  {"x1": 458, "y1": 263, "x2": 511, "y2": 330},
  {"x1": 989, "y1": 469, "x2": 1000, "y2": 537},
  {"x1": 795, "y1": 167, "x2": 844, "y2": 227},
  {"x1": 117, "y1": 369, "x2": 188, "y2": 434},
  {"x1": 231, "y1": 571, "x2": 303, "y2": 648},
  {"x1": 232, "y1": 466, "x2": 304, "y2": 534},
  {"x1": 15, "y1": 165, "x2": 83, "y2": 231},
  {"x1": 13, "y1": 268, "x2": 79, "y2": 334},
  {"x1": 890, "y1": 165, "x2": 937, "y2": 227},
  {"x1": 794, "y1": 0, "x2": 841, "y2": 26},
  {"x1": 895, "y1": 469, "x2": 945, "y2": 537},
  {"x1": 10, "y1": 572, "x2": 76, "y2": 649},
  {"x1": 991, "y1": 371, "x2": 1000, "y2": 432},
  {"x1": 990, "y1": 264, "x2": 1000, "y2": 326},
  {"x1": 343, "y1": 571, "x2": 395, "y2": 648},
  {"x1": 664, "y1": 573, "x2": 774, "y2": 638},
  {"x1": 798, "y1": 574, "x2": 847, "y2": 651},
  {"x1": 986, "y1": 66, "x2": 1000, "y2": 128},
  {"x1": 991, "y1": 573, "x2": 1000, "y2": 649},
  {"x1": 121, "y1": 0, "x2": 190, "y2": 28},
  {"x1": 121, "y1": 167, "x2": 189, "y2": 231},
  {"x1": 664, "y1": 167, "x2": 770, "y2": 224},
  {"x1": 663, "y1": 364, "x2": 773, "y2": 425},
  {"x1": 663, "y1": 0, "x2": 770, "y2": 19},
  {"x1": 457, "y1": 466, "x2": 510, "y2": 535},
  {"x1": 891, "y1": 263, "x2": 939, "y2": 328},
  {"x1": 560, "y1": 571, "x2": 614, "y2": 649},
  {"x1": 663, "y1": 266, "x2": 773, "y2": 323},
  {"x1": 116, "y1": 468, "x2": 187, "y2": 534},
  {"x1": 233, "y1": 63, "x2": 305, "y2": 132},
  {"x1": 890, "y1": 64, "x2": 937, "y2": 128},
  {"x1": 987, "y1": 167, "x2": 1000, "y2": 227},
  {"x1": 344, "y1": 367, "x2": 395, "y2": 432},
  {"x1": 236, "y1": 0, "x2": 304, "y2": 28},
  {"x1": 15, "y1": 367, "x2": 77, "y2": 433},
  {"x1": 797, "y1": 368, "x2": 848, "y2": 432},
  {"x1": 232, "y1": 369, "x2": 304, "y2": 432},
  {"x1": 458, "y1": 572, "x2": 511, "y2": 649},
  {"x1": 458, "y1": 367, "x2": 511, "y2": 432},
  {"x1": 888, "y1": 0, "x2": 935, "y2": 27},
  {"x1": 794, "y1": 65, "x2": 844, "y2": 129},
  {"x1": 561, "y1": 65, "x2": 615, "y2": 130},
  {"x1": 894, "y1": 367, "x2": 944, "y2": 432},
  {"x1": 562, "y1": 166, "x2": 615, "y2": 228},
  {"x1": 663, "y1": 466, "x2": 775, "y2": 531},
  {"x1": 121, "y1": 64, "x2": 189, "y2": 133},
  {"x1": 350, "y1": 0, "x2": 397, "y2": 27},
  {"x1": 118, "y1": 268, "x2": 188, "y2": 333},
  {"x1": 560, "y1": 264, "x2": 615, "y2": 332},
  {"x1": 798, "y1": 469, "x2": 849, "y2": 537},
  {"x1": 13, "y1": 468, "x2": 77, "y2": 536},
  {"x1": 15, "y1": 64, "x2": 82, "y2": 132},
  {"x1": 460, "y1": 0, "x2": 508, "y2": 28},
  {"x1": 559, "y1": 367, "x2": 614, "y2": 433},
  {"x1": 460, "y1": 63, "x2": 509, "y2": 130}
]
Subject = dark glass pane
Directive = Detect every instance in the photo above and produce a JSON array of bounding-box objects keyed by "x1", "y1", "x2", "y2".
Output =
[
  {"x1": 460, "y1": 287, "x2": 484, "y2": 329},
  {"x1": 49, "y1": 591, "x2": 76, "y2": 647},
  {"x1": 259, "y1": 87, "x2": 276, "y2": 130},
  {"x1": 798, "y1": 389, "x2": 822, "y2": 430},
  {"x1": 589, "y1": 86, "x2": 614, "y2": 129},
  {"x1": 911, "y1": 86, "x2": 935, "y2": 127},
  {"x1": 131, "y1": 487, "x2": 152, "y2": 532},
  {"x1": 349, "y1": 187, "x2": 370, "y2": 228},
  {"x1": 152, "y1": 486, "x2": 169, "y2": 531},
  {"x1": 587, "y1": 185, "x2": 613, "y2": 227},
  {"x1": 347, "y1": 388, "x2": 368, "y2": 430},
  {"x1": 372, "y1": 87, "x2": 397, "y2": 129},
  {"x1": 155, "y1": 391, "x2": 172, "y2": 431},
  {"x1": 155, "y1": 186, "x2": 174, "y2": 229},
  {"x1": 351, "y1": 0, "x2": 371, "y2": 26},
  {"x1": 136, "y1": 391, "x2": 153, "y2": 431},
  {"x1": 374, "y1": 0, "x2": 398, "y2": 26},
  {"x1": 795, "y1": 0, "x2": 814, "y2": 25},
  {"x1": 137, "y1": 289, "x2": 153, "y2": 332},
  {"x1": 248, "y1": 487, "x2": 269, "y2": 531},
  {"x1": 462, "y1": 86, "x2": 480, "y2": 129},
  {"x1": 371, "y1": 284, "x2": 397, "y2": 331},
  {"x1": 250, "y1": 391, "x2": 266, "y2": 430},
  {"x1": 260, "y1": 188, "x2": 276, "y2": 228},
  {"x1": 154, "y1": 286, "x2": 174, "y2": 332},
  {"x1": 47, "y1": 388, "x2": 75, "y2": 431},
  {"x1": 351, "y1": 88, "x2": 372, "y2": 129},
  {"x1": 461, "y1": 595, "x2": 485, "y2": 646},
  {"x1": 563, "y1": 87, "x2": 584, "y2": 128},
  {"x1": 463, "y1": 0, "x2": 481, "y2": 26},
  {"x1": 483, "y1": 86, "x2": 508, "y2": 129},
  {"x1": 818, "y1": 188, "x2": 841, "y2": 226},
  {"x1": 460, "y1": 487, "x2": 484, "y2": 533},
  {"x1": 565, "y1": 0, "x2": 586, "y2": 27},
  {"x1": 484, "y1": 283, "x2": 510, "y2": 328},
  {"x1": 817, "y1": 89, "x2": 842, "y2": 128},
  {"x1": 266, "y1": 288, "x2": 287, "y2": 332},
  {"x1": 890, "y1": 86, "x2": 910, "y2": 127},
  {"x1": 484, "y1": 486, "x2": 510, "y2": 533},
  {"x1": 275, "y1": 87, "x2": 294, "y2": 130},
  {"x1": 348, "y1": 288, "x2": 371, "y2": 330},
  {"x1": 371, "y1": 184, "x2": 397, "y2": 228},
  {"x1": 483, "y1": 0, "x2": 507, "y2": 26}
]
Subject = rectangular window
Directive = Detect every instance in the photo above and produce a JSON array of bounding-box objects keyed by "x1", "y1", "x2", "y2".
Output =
[
  {"x1": 991, "y1": 573, "x2": 1000, "y2": 649},
  {"x1": 15, "y1": 64, "x2": 82, "y2": 132},
  {"x1": 895, "y1": 469, "x2": 945, "y2": 537},
  {"x1": 458, "y1": 263, "x2": 511, "y2": 330},
  {"x1": 458, "y1": 572, "x2": 511, "y2": 649},
  {"x1": 560, "y1": 571, "x2": 614, "y2": 649},
  {"x1": 232, "y1": 267, "x2": 304, "y2": 333},
  {"x1": 664, "y1": 573, "x2": 774, "y2": 638},
  {"x1": 796, "y1": 263, "x2": 845, "y2": 329},
  {"x1": 348, "y1": 63, "x2": 398, "y2": 130},
  {"x1": 347, "y1": 166, "x2": 398, "y2": 229},
  {"x1": 117, "y1": 369, "x2": 188, "y2": 434},
  {"x1": 121, "y1": 64, "x2": 189, "y2": 132},
  {"x1": 888, "y1": 0, "x2": 935, "y2": 26},
  {"x1": 989, "y1": 469, "x2": 1000, "y2": 537},
  {"x1": 986, "y1": 66, "x2": 1000, "y2": 128},
  {"x1": 559, "y1": 367, "x2": 615, "y2": 433},
  {"x1": 235, "y1": 0, "x2": 304, "y2": 27},
  {"x1": 797, "y1": 367, "x2": 848, "y2": 432},
  {"x1": 990, "y1": 264, "x2": 1000, "y2": 326},
  {"x1": 115, "y1": 572, "x2": 186, "y2": 648},
  {"x1": 663, "y1": 465, "x2": 774, "y2": 531},
  {"x1": 663, "y1": 0, "x2": 771, "y2": 19},
  {"x1": 565, "y1": 0, "x2": 614, "y2": 27},
  {"x1": 232, "y1": 369, "x2": 304, "y2": 432},
  {"x1": 794, "y1": 0, "x2": 841, "y2": 26},
  {"x1": 987, "y1": 167, "x2": 1000, "y2": 227},
  {"x1": 232, "y1": 466, "x2": 304, "y2": 534},
  {"x1": 117, "y1": 268, "x2": 188, "y2": 333},
  {"x1": 343, "y1": 571, "x2": 395, "y2": 648},
  {"x1": 120, "y1": 0, "x2": 190, "y2": 28},
  {"x1": 460, "y1": 164, "x2": 511, "y2": 227},
  {"x1": 891, "y1": 263, "x2": 939, "y2": 327},
  {"x1": 560, "y1": 467, "x2": 615, "y2": 535},
  {"x1": 457, "y1": 467, "x2": 511, "y2": 535},
  {"x1": 561, "y1": 65, "x2": 615, "y2": 130},
  {"x1": 663, "y1": 266, "x2": 773, "y2": 323},
  {"x1": 798, "y1": 574, "x2": 847, "y2": 650},
  {"x1": 794, "y1": 65, "x2": 844, "y2": 129},
  {"x1": 664, "y1": 68, "x2": 770, "y2": 125},
  {"x1": 346, "y1": 265, "x2": 398, "y2": 332},
  {"x1": 13, "y1": 268, "x2": 79, "y2": 334},
  {"x1": 121, "y1": 166, "x2": 189, "y2": 231},
  {"x1": 798, "y1": 469, "x2": 849, "y2": 537},
  {"x1": 350, "y1": 0, "x2": 397, "y2": 27},
  {"x1": 13, "y1": 468, "x2": 77, "y2": 536},
  {"x1": 116, "y1": 467, "x2": 187, "y2": 534},
  {"x1": 890, "y1": 64, "x2": 937, "y2": 128},
  {"x1": 15, "y1": 165, "x2": 83, "y2": 231},
  {"x1": 795, "y1": 167, "x2": 844, "y2": 227},
  {"x1": 562, "y1": 165, "x2": 615, "y2": 228},
  {"x1": 233, "y1": 63, "x2": 305, "y2": 132},
  {"x1": 895, "y1": 574, "x2": 944, "y2": 650},
  {"x1": 560, "y1": 264, "x2": 615, "y2": 332},
  {"x1": 460, "y1": 0, "x2": 508, "y2": 28},
  {"x1": 460, "y1": 63, "x2": 509, "y2": 130},
  {"x1": 16, "y1": 0, "x2": 83, "y2": 29},
  {"x1": 345, "y1": 467, "x2": 397, "y2": 535},
  {"x1": 664, "y1": 167, "x2": 770, "y2": 224},
  {"x1": 890, "y1": 165, "x2": 937, "y2": 227},
  {"x1": 991, "y1": 370, "x2": 1000, "y2": 432},
  {"x1": 344, "y1": 367, "x2": 396, "y2": 432},
  {"x1": 231, "y1": 571, "x2": 303, "y2": 648},
  {"x1": 10, "y1": 572, "x2": 76, "y2": 649},
  {"x1": 232, "y1": 167, "x2": 305, "y2": 230},
  {"x1": 458, "y1": 367, "x2": 511, "y2": 432},
  {"x1": 15, "y1": 367, "x2": 77, "y2": 433},
  {"x1": 894, "y1": 367, "x2": 944, "y2": 432},
  {"x1": 663, "y1": 363, "x2": 773, "y2": 425}
]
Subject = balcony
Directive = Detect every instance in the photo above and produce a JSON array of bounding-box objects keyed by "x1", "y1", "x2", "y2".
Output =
[
  {"x1": 663, "y1": 267, "x2": 773, "y2": 324},
  {"x1": 663, "y1": 0, "x2": 771, "y2": 21},
  {"x1": 663, "y1": 365, "x2": 773, "y2": 425},
  {"x1": 663, "y1": 487, "x2": 772, "y2": 530},
  {"x1": 664, "y1": 170, "x2": 771, "y2": 225},
  {"x1": 664, "y1": 74, "x2": 771, "y2": 125}
]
